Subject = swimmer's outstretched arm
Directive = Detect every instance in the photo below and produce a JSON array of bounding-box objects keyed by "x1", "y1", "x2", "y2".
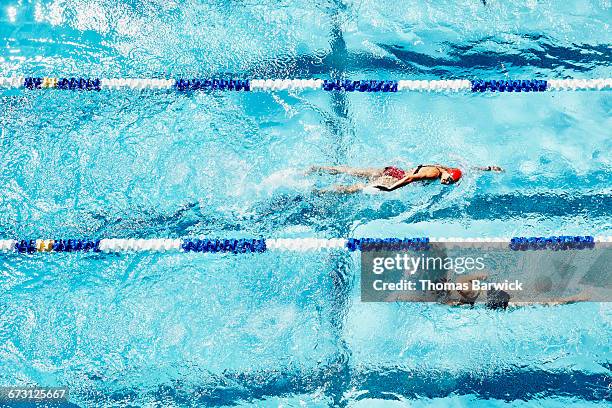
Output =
[
  {"x1": 511, "y1": 292, "x2": 591, "y2": 307},
  {"x1": 505, "y1": 291, "x2": 592, "y2": 309},
  {"x1": 373, "y1": 174, "x2": 424, "y2": 191}
]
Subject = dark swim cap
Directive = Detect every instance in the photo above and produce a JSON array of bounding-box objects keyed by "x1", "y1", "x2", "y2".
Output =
[{"x1": 486, "y1": 289, "x2": 510, "y2": 310}]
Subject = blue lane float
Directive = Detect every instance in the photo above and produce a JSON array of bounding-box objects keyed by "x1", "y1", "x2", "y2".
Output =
[
  {"x1": 509, "y1": 236, "x2": 595, "y2": 251},
  {"x1": 1, "y1": 77, "x2": 609, "y2": 92},
  {"x1": 174, "y1": 79, "x2": 250, "y2": 91},
  {"x1": 322, "y1": 80, "x2": 398, "y2": 92},
  {"x1": 0, "y1": 236, "x2": 607, "y2": 254},
  {"x1": 470, "y1": 79, "x2": 547, "y2": 92},
  {"x1": 346, "y1": 237, "x2": 429, "y2": 251},
  {"x1": 14, "y1": 239, "x2": 101, "y2": 253},
  {"x1": 55, "y1": 78, "x2": 102, "y2": 91},
  {"x1": 23, "y1": 77, "x2": 102, "y2": 91},
  {"x1": 181, "y1": 238, "x2": 266, "y2": 253}
]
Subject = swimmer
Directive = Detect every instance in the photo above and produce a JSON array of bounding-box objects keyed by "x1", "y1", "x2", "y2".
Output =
[
  {"x1": 308, "y1": 164, "x2": 503, "y2": 193},
  {"x1": 437, "y1": 274, "x2": 591, "y2": 310},
  {"x1": 482, "y1": 289, "x2": 591, "y2": 310}
]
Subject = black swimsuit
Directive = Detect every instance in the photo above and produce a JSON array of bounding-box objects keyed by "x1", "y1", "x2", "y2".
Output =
[{"x1": 413, "y1": 164, "x2": 446, "y2": 175}]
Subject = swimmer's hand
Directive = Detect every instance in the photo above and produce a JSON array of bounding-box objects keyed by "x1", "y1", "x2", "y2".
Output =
[{"x1": 373, "y1": 185, "x2": 392, "y2": 191}]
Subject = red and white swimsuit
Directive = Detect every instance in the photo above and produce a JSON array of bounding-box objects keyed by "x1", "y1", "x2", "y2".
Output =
[{"x1": 383, "y1": 166, "x2": 406, "y2": 179}]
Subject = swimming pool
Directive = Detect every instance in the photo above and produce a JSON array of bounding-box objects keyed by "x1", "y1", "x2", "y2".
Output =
[{"x1": 1, "y1": 0, "x2": 611, "y2": 406}]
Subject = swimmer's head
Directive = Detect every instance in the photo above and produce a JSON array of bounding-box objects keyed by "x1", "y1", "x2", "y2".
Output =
[
  {"x1": 441, "y1": 168, "x2": 462, "y2": 184},
  {"x1": 486, "y1": 289, "x2": 510, "y2": 310}
]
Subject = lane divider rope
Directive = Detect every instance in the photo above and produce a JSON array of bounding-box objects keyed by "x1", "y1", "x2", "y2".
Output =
[
  {"x1": 0, "y1": 236, "x2": 608, "y2": 254},
  {"x1": 0, "y1": 77, "x2": 610, "y2": 92}
]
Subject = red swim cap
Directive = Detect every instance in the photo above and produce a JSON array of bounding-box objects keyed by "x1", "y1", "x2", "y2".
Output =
[{"x1": 448, "y1": 168, "x2": 462, "y2": 182}]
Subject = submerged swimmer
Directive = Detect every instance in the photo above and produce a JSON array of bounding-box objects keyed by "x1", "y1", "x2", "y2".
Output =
[
  {"x1": 436, "y1": 274, "x2": 591, "y2": 310},
  {"x1": 309, "y1": 164, "x2": 503, "y2": 193}
]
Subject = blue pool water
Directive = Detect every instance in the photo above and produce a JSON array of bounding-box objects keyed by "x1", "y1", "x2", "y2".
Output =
[{"x1": 1, "y1": 0, "x2": 611, "y2": 406}]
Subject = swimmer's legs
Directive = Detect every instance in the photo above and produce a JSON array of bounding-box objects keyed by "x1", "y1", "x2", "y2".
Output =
[
  {"x1": 314, "y1": 183, "x2": 366, "y2": 194},
  {"x1": 308, "y1": 165, "x2": 383, "y2": 179}
]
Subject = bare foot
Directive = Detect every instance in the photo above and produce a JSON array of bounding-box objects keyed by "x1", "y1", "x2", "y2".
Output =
[
  {"x1": 475, "y1": 166, "x2": 504, "y2": 172},
  {"x1": 306, "y1": 165, "x2": 323, "y2": 175},
  {"x1": 568, "y1": 290, "x2": 592, "y2": 302},
  {"x1": 312, "y1": 187, "x2": 342, "y2": 195}
]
